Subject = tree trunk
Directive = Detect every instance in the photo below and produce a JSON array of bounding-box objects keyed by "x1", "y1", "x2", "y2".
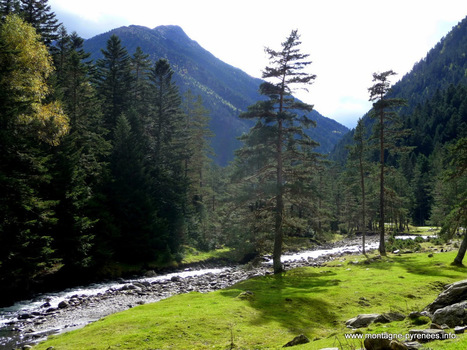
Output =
[
  {"x1": 273, "y1": 120, "x2": 284, "y2": 274},
  {"x1": 453, "y1": 233, "x2": 467, "y2": 266},
  {"x1": 359, "y1": 156, "x2": 366, "y2": 255},
  {"x1": 379, "y1": 108, "x2": 386, "y2": 256}
]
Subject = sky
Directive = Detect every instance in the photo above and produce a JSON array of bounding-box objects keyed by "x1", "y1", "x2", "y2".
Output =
[{"x1": 49, "y1": 0, "x2": 467, "y2": 128}]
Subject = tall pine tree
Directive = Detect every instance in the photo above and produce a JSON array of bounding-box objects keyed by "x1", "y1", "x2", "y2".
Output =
[{"x1": 237, "y1": 30, "x2": 318, "y2": 273}]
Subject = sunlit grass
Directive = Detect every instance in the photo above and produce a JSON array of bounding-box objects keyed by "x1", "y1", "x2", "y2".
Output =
[{"x1": 34, "y1": 249, "x2": 467, "y2": 350}]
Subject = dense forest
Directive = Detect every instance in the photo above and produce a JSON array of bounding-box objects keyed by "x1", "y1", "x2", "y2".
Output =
[{"x1": 0, "y1": 0, "x2": 466, "y2": 305}]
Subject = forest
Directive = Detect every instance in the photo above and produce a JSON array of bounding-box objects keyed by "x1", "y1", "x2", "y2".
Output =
[{"x1": 0, "y1": 0, "x2": 466, "y2": 306}]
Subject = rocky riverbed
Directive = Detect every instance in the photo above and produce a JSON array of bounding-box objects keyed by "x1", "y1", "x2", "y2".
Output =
[{"x1": 0, "y1": 235, "x2": 380, "y2": 350}]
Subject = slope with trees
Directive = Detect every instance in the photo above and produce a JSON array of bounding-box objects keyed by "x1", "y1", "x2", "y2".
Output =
[{"x1": 83, "y1": 25, "x2": 349, "y2": 165}]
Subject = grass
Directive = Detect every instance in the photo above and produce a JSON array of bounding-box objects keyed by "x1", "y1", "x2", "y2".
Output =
[
  {"x1": 181, "y1": 246, "x2": 234, "y2": 265},
  {"x1": 33, "y1": 249, "x2": 467, "y2": 350}
]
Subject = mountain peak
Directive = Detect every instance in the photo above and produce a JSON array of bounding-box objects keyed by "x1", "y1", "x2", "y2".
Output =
[
  {"x1": 153, "y1": 25, "x2": 186, "y2": 35},
  {"x1": 84, "y1": 25, "x2": 348, "y2": 164}
]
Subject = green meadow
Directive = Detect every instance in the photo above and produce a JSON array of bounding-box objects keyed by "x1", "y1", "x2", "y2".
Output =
[{"x1": 33, "y1": 246, "x2": 467, "y2": 350}]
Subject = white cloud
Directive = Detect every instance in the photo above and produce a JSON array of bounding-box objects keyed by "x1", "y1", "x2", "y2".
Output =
[{"x1": 50, "y1": 0, "x2": 467, "y2": 128}]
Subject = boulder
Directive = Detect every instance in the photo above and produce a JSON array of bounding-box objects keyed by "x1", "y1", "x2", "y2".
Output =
[
  {"x1": 389, "y1": 340, "x2": 408, "y2": 350},
  {"x1": 454, "y1": 325, "x2": 467, "y2": 334},
  {"x1": 426, "y1": 279, "x2": 467, "y2": 313},
  {"x1": 283, "y1": 334, "x2": 310, "y2": 347},
  {"x1": 432, "y1": 301, "x2": 467, "y2": 328},
  {"x1": 407, "y1": 329, "x2": 447, "y2": 343},
  {"x1": 403, "y1": 342, "x2": 422, "y2": 349},
  {"x1": 374, "y1": 312, "x2": 406, "y2": 323},
  {"x1": 346, "y1": 314, "x2": 380, "y2": 328},
  {"x1": 363, "y1": 337, "x2": 391, "y2": 350}
]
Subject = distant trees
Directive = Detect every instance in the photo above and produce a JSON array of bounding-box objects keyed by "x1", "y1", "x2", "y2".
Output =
[{"x1": 235, "y1": 30, "x2": 318, "y2": 273}]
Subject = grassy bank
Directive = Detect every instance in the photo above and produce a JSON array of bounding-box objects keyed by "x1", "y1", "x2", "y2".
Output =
[{"x1": 34, "y1": 249, "x2": 467, "y2": 350}]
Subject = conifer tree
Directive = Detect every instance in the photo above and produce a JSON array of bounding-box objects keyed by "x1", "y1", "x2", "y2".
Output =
[
  {"x1": 182, "y1": 90, "x2": 215, "y2": 249},
  {"x1": 348, "y1": 118, "x2": 370, "y2": 254},
  {"x1": 0, "y1": 0, "x2": 20, "y2": 18},
  {"x1": 49, "y1": 28, "x2": 111, "y2": 271},
  {"x1": 368, "y1": 70, "x2": 407, "y2": 255},
  {"x1": 148, "y1": 58, "x2": 188, "y2": 256},
  {"x1": 96, "y1": 35, "x2": 133, "y2": 135},
  {"x1": 19, "y1": 0, "x2": 60, "y2": 46},
  {"x1": 237, "y1": 30, "x2": 318, "y2": 273},
  {"x1": 0, "y1": 15, "x2": 68, "y2": 295}
]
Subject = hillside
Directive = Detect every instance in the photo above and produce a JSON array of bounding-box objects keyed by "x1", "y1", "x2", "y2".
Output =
[
  {"x1": 83, "y1": 25, "x2": 349, "y2": 165},
  {"x1": 331, "y1": 16, "x2": 467, "y2": 163}
]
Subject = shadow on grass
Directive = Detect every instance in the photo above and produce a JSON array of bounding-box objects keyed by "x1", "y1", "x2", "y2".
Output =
[{"x1": 219, "y1": 268, "x2": 340, "y2": 334}]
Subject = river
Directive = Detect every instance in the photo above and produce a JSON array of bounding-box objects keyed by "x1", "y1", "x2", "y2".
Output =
[{"x1": 0, "y1": 236, "x2": 381, "y2": 349}]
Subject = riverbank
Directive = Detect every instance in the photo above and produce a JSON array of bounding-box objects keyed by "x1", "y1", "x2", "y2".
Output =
[
  {"x1": 31, "y1": 240, "x2": 467, "y2": 349},
  {"x1": 1, "y1": 235, "x2": 378, "y2": 349}
]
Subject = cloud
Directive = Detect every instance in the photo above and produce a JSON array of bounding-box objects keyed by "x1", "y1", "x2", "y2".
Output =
[{"x1": 49, "y1": 0, "x2": 467, "y2": 127}]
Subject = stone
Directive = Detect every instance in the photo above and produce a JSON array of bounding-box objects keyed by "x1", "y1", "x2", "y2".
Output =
[
  {"x1": 426, "y1": 279, "x2": 467, "y2": 313},
  {"x1": 283, "y1": 334, "x2": 310, "y2": 347},
  {"x1": 431, "y1": 301, "x2": 467, "y2": 328},
  {"x1": 363, "y1": 337, "x2": 391, "y2": 350},
  {"x1": 408, "y1": 329, "x2": 447, "y2": 343},
  {"x1": 171, "y1": 275, "x2": 182, "y2": 282},
  {"x1": 237, "y1": 291, "x2": 255, "y2": 300},
  {"x1": 58, "y1": 300, "x2": 69, "y2": 309},
  {"x1": 346, "y1": 314, "x2": 380, "y2": 328},
  {"x1": 390, "y1": 340, "x2": 408, "y2": 350},
  {"x1": 454, "y1": 325, "x2": 467, "y2": 334},
  {"x1": 374, "y1": 312, "x2": 406, "y2": 323},
  {"x1": 403, "y1": 342, "x2": 422, "y2": 349}
]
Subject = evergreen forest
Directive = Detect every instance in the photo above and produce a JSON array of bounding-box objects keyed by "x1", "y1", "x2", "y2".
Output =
[{"x1": 0, "y1": 0, "x2": 466, "y2": 308}]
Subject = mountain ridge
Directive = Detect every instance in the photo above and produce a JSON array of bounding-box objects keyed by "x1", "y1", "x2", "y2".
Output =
[
  {"x1": 330, "y1": 16, "x2": 467, "y2": 162},
  {"x1": 83, "y1": 24, "x2": 349, "y2": 165}
]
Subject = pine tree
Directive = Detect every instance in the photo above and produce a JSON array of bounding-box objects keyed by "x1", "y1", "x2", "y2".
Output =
[
  {"x1": 437, "y1": 137, "x2": 467, "y2": 266},
  {"x1": 182, "y1": 90, "x2": 215, "y2": 249},
  {"x1": 0, "y1": 0, "x2": 20, "y2": 18},
  {"x1": 19, "y1": 0, "x2": 60, "y2": 46},
  {"x1": 237, "y1": 30, "x2": 318, "y2": 273},
  {"x1": 368, "y1": 70, "x2": 407, "y2": 255},
  {"x1": 147, "y1": 58, "x2": 188, "y2": 256},
  {"x1": 0, "y1": 15, "x2": 67, "y2": 297},
  {"x1": 49, "y1": 28, "x2": 111, "y2": 271},
  {"x1": 95, "y1": 35, "x2": 133, "y2": 136},
  {"x1": 348, "y1": 118, "x2": 370, "y2": 254}
]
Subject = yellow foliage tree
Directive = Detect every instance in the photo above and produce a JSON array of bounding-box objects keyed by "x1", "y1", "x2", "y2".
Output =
[{"x1": 0, "y1": 14, "x2": 68, "y2": 145}]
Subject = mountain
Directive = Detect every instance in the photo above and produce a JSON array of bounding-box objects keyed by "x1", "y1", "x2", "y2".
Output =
[
  {"x1": 83, "y1": 25, "x2": 349, "y2": 165},
  {"x1": 331, "y1": 16, "x2": 467, "y2": 162}
]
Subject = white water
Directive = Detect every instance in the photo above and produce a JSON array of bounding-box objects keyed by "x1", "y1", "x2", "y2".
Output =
[
  {"x1": 279, "y1": 241, "x2": 379, "y2": 262},
  {"x1": 394, "y1": 235, "x2": 437, "y2": 240},
  {"x1": 0, "y1": 267, "x2": 227, "y2": 328}
]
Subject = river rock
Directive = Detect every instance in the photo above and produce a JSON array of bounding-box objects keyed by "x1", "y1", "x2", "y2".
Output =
[
  {"x1": 346, "y1": 314, "x2": 380, "y2": 328},
  {"x1": 283, "y1": 334, "x2": 309, "y2": 347},
  {"x1": 426, "y1": 279, "x2": 467, "y2": 313},
  {"x1": 432, "y1": 301, "x2": 467, "y2": 328},
  {"x1": 58, "y1": 300, "x2": 69, "y2": 309}
]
